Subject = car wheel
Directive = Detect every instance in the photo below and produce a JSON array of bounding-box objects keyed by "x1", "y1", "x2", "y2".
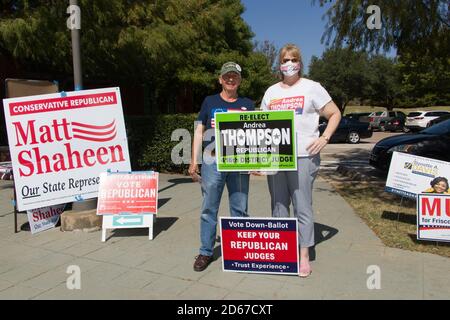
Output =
[
  {"x1": 403, "y1": 127, "x2": 410, "y2": 133},
  {"x1": 380, "y1": 123, "x2": 386, "y2": 132},
  {"x1": 347, "y1": 131, "x2": 360, "y2": 144}
]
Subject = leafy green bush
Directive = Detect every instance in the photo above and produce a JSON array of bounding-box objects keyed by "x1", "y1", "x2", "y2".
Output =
[{"x1": 126, "y1": 114, "x2": 197, "y2": 173}]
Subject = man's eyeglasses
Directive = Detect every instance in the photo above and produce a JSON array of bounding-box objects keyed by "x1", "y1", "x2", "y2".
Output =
[{"x1": 282, "y1": 58, "x2": 299, "y2": 64}]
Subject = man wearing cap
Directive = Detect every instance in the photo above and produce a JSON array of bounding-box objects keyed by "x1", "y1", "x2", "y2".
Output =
[{"x1": 189, "y1": 62, "x2": 255, "y2": 272}]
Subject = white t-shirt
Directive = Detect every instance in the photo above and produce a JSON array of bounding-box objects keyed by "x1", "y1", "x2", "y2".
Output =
[{"x1": 261, "y1": 78, "x2": 332, "y2": 157}]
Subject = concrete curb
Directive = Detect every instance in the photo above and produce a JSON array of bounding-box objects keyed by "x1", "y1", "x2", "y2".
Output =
[{"x1": 60, "y1": 209, "x2": 101, "y2": 232}]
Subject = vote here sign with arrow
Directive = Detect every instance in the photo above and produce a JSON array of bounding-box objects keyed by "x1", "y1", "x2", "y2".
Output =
[{"x1": 96, "y1": 171, "x2": 158, "y2": 241}]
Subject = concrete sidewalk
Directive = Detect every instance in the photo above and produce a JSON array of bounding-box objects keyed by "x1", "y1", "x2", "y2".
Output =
[{"x1": 0, "y1": 173, "x2": 449, "y2": 300}]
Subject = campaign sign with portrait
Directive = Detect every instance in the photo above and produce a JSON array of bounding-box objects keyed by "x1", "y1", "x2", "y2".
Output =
[
  {"x1": 385, "y1": 152, "x2": 450, "y2": 199},
  {"x1": 2, "y1": 87, "x2": 131, "y2": 211},
  {"x1": 214, "y1": 110, "x2": 296, "y2": 171},
  {"x1": 417, "y1": 194, "x2": 450, "y2": 242},
  {"x1": 220, "y1": 217, "x2": 299, "y2": 275}
]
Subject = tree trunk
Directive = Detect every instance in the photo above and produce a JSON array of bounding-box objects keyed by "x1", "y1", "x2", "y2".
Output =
[{"x1": 340, "y1": 101, "x2": 348, "y2": 115}]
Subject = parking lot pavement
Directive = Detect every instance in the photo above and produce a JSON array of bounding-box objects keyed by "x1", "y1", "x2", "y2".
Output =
[
  {"x1": 320, "y1": 132, "x2": 402, "y2": 172},
  {"x1": 0, "y1": 173, "x2": 449, "y2": 300}
]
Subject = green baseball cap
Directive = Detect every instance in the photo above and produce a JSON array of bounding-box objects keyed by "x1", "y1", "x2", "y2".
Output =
[{"x1": 220, "y1": 61, "x2": 242, "y2": 76}]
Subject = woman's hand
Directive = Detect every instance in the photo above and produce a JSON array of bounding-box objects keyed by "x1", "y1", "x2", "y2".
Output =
[
  {"x1": 308, "y1": 101, "x2": 341, "y2": 155},
  {"x1": 306, "y1": 136, "x2": 328, "y2": 155}
]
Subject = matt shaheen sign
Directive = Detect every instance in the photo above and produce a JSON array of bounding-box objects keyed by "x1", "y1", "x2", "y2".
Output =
[
  {"x1": 3, "y1": 87, "x2": 131, "y2": 211},
  {"x1": 214, "y1": 110, "x2": 296, "y2": 171}
]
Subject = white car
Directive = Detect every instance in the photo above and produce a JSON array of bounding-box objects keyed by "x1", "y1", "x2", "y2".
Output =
[{"x1": 405, "y1": 110, "x2": 450, "y2": 131}]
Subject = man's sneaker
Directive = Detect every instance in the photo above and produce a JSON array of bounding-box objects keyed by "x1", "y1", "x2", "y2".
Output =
[{"x1": 193, "y1": 254, "x2": 212, "y2": 272}]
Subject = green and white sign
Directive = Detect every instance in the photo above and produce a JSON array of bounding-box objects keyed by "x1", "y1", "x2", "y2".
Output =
[
  {"x1": 101, "y1": 214, "x2": 154, "y2": 242},
  {"x1": 112, "y1": 215, "x2": 144, "y2": 227},
  {"x1": 215, "y1": 110, "x2": 297, "y2": 171}
]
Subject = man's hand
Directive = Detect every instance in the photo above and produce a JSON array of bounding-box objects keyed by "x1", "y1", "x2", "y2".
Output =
[
  {"x1": 306, "y1": 136, "x2": 328, "y2": 155},
  {"x1": 188, "y1": 163, "x2": 201, "y2": 182}
]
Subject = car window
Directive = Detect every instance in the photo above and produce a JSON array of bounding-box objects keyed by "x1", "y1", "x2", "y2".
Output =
[
  {"x1": 425, "y1": 111, "x2": 447, "y2": 117},
  {"x1": 408, "y1": 112, "x2": 422, "y2": 117},
  {"x1": 389, "y1": 112, "x2": 396, "y2": 117},
  {"x1": 375, "y1": 112, "x2": 383, "y2": 116}
]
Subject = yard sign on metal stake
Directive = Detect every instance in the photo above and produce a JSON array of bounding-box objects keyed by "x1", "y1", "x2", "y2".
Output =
[{"x1": 96, "y1": 171, "x2": 158, "y2": 242}]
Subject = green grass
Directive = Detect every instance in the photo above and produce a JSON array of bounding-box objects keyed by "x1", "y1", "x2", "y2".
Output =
[
  {"x1": 344, "y1": 105, "x2": 450, "y2": 115},
  {"x1": 321, "y1": 172, "x2": 450, "y2": 258}
]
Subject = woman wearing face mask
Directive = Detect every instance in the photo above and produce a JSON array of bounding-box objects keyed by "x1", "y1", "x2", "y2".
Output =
[{"x1": 260, "y1": 44, "x2": 341, "y2": 277}]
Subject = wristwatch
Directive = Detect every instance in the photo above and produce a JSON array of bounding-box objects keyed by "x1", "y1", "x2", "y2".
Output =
[{"x1": 321, "y1": 134, "x2": 330, "y2": 142}]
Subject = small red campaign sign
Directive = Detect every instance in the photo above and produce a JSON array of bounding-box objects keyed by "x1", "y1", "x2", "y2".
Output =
[
  {"x1": 96, "y1": 171, "x2": 158, "y2": 215},
  {"x1": 417, "y1": 194, "x2": 450, "y2": 242},
  {"x1": 220, "y1": 217, "x2": 299, "y2": 275}
]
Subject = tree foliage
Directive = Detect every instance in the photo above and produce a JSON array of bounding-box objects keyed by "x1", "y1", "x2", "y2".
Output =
[
  {"x1": 365, "y1": 55, "x2": 400, "y2": 108},
  {"x1": 314, "y1": 0, "x2": 448, "y2": 55},
  {"x1": 0, "y1": 0, "x2": 274, "y2": 109},
  {"x1": 313, "y1": 0, "x2": 450, "y2": 107},
  {"x1": 308, "y1": 48, "x2": 370, "y2": 111},
  {"x1": 309, "y1": 48, "x2": 404, "y2": 111}
]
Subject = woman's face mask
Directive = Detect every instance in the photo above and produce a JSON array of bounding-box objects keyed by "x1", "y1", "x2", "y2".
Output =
[{"x1": 280, "y1": 60, "x2": 300, "y2": 77}]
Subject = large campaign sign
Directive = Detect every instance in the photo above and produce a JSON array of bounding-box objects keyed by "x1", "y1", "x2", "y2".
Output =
[
  {"x1": 220, "y1": 217, "x2": 299, "y2": 275},
  {"x1": 214, "y1": 110, "x2": 296, "y2": 171},
  {"x1": 97, "y1": 171, "x2": 158, "y2": 242},
  {"x1": 2, "y1": 87, "x2": 131, "y2": 211},
  {"x1": 385, "y1": 152, "x2": 450, "y2": 199},
  {"x1": 417, "y1": 194, "x2": 450, "y2": 242}
]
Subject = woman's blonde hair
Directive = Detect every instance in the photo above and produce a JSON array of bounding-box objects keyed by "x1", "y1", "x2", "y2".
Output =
[{"x1": 279, "y1": 43, "x2": 304, "y2": 77}]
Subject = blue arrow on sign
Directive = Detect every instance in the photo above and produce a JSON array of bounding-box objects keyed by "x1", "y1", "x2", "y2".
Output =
[{"x1": 113, "y1": 215, "x2": 144, "y2": 227}]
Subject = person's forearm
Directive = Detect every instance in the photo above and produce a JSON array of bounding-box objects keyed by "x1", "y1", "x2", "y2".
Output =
[
  {"x1": 191, "y1": 126, "x2": 204, "y2": 165},
  {"x1": 323, "y1": 112, "x2": 341, "y2": 139}
]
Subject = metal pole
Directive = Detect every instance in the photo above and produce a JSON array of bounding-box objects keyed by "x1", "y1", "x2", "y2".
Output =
[
  {"x1": 70, "y1": 0, "x2": 83, "y2": 91},
  {"x1": 67, "y1": 1, "x2": 98, "y2": 215},
  {"x1": 13, "y1": 188, "x2": 17, "y2": 233}
]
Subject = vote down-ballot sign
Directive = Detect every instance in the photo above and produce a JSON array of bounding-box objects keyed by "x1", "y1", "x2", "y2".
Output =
[
  {"x1": 220, "y1": 217, "x2": 299, "y2": 275},
  {"x1": 96, "y1": 171, "x2": 158, "y2": 242},
  {"x1": 214, "y1": 110, "x2": 296, "y2": 171}
]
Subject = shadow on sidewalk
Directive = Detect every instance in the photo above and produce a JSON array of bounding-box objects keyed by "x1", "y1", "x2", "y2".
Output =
[
  {"x1": 309, "y1": 223, "x2": 339, "y2": 261},
  {"x1": 158, "y1": 198, "x2": 171, "y2": 209},
  {"x1": 159, "y1": 178, "x2": 192, "y2": 193}
]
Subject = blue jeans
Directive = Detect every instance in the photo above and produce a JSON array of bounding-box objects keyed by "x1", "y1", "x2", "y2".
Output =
[{"x1": 199, "y1": 162, "x2": 249, "y2": 256}]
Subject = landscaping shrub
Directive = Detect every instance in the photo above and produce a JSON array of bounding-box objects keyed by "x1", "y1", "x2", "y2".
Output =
[{"x1": 126, "y1": 114, "x2": 197, "y2": 173}]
